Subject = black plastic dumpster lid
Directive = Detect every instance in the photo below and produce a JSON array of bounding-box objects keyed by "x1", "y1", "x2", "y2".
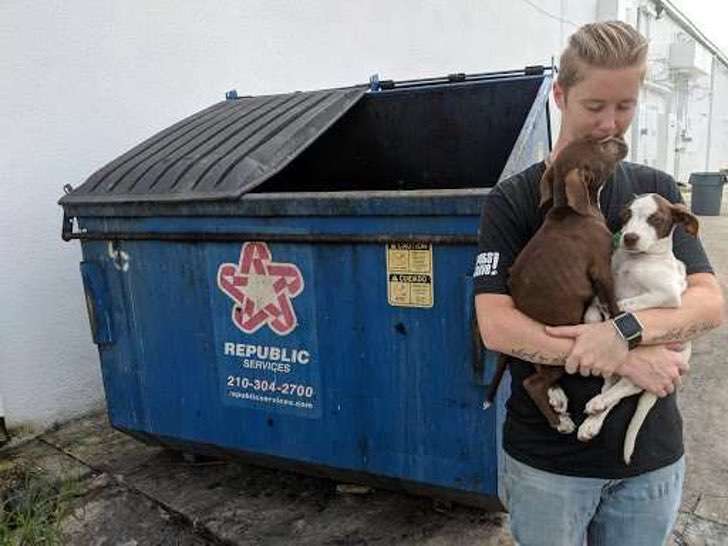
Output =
[{"x1": 59, "y1": 85, "x2": 368, "y2": 205}]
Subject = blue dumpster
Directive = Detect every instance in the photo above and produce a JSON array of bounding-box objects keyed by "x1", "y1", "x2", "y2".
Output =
[{"x1": 60, "y1": 67, "x2": 552, "y2": 508}]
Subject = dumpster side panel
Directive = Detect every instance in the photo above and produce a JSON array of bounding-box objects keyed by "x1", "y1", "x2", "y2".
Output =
[
  {"x1": 80, "y1": 241, "x2": 150, "y2": 429},
  {"x1": 80, "y1": 215, "x2": 498, "y2": 496}
]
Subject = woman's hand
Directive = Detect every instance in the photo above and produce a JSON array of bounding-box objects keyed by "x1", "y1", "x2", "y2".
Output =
[
  {"x1": 545, "y1": 322, "x2": 628, "y2": 377},
  {"x1": 617, "y1": 344, "x2": 689, "y2": 397}
]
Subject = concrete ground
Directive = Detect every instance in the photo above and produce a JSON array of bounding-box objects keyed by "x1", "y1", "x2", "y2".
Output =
[
  {"x1": 2, "y1": 187, "x2": 727, "y2": 546},
  {"x1": 673, "y1": 185, "x2": 728, "y2": 546}
]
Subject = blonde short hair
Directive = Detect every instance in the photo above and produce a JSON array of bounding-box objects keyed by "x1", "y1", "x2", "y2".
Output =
[{"x1": 558, "y1": 21, "x2": 648, "y2": 91}]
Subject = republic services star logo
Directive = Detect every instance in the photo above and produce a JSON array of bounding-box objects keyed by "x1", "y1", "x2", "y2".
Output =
[{"x1": 217, "y1": 242, "x2": 304, "y2": 335}]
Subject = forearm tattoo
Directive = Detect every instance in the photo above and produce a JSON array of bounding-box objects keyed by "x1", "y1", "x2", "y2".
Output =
[
  {"x1": 511, "y1": 348, "x2": 568, "y2": 366},
  {"x1": 650, "y1": 321, "x2": 717, "y2": 344}
]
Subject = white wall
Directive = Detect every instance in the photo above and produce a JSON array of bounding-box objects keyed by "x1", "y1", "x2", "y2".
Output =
[
  {"x1": 631, "y1": 1, "x2": 725, "y2": 181},
  {"x1": 708, "y1": 61, "x2": 728, "y2": 171},
  {"x1": 0, "y1": 1, "x2": 598, "y2": 430}
]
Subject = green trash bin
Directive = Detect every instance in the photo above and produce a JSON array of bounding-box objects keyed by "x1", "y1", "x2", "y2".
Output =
[{"x1": 688, "y1": 172, "x2": 727, "y2": 216}]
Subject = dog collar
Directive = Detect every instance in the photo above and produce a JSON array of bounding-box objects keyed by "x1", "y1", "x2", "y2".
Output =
[{"x1": 612, "y1": 230, "x2": 622, "y2": 250}]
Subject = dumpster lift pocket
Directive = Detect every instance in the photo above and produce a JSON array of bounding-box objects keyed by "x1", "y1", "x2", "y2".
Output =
[
  {"x1": 466, "y1": 277, "x2": 490, "y2": 386},
  {"x1": 80, "y1": 261, "x2": 114, "y2": 345},
  {"x1": 470, "y1": 313, "x2": 501, "y2": 388},
  {"x1": 467, "y1": 277, "x2": 502, "y2": 391}
]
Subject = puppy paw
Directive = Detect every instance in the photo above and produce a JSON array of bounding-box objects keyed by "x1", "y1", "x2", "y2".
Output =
[
  {"x1": 548, "y1": 387, "x2": 569, "y2": 414},
  {"x1": 585, "y1": 395, "x2": 608, "y2": 415},
  {"x1": 556, "y1": 415, "x2": 576, "y2": 434},
  {"x1": 577, "y1": 415, "x2": 604, "y2": 441}
]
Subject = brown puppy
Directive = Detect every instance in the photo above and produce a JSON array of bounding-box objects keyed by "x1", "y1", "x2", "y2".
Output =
[{"x1": 484, "y1": 136, "x2": 628, "y2": 433}]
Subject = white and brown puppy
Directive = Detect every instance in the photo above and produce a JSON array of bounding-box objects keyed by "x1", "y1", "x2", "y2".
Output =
[{"x1": 579, "y1": 193, "x2": 698, "y2": 464}]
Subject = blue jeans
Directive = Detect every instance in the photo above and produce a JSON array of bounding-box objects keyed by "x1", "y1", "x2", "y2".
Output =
[{"x1": 501, "y1": 452, "x2": 685, "y2": 546}]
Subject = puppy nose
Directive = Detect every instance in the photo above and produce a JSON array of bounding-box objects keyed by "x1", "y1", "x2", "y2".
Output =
[{"x1": 623, "y1": 233, "x2": 639, "y2": 248}]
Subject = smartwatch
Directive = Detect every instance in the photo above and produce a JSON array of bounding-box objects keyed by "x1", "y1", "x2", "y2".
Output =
[{"x1": 612, "y1": 312, "x2": 643, "y2": 350}]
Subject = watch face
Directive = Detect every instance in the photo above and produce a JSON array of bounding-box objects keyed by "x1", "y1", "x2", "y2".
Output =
[{"x1": 615, "y1": 313, "x2": 642, "y2": 339}]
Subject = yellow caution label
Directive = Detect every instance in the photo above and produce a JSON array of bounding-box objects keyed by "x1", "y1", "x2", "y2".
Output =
[{"x1": 386, "y1": 243, "x2": 433, "y2": 308}]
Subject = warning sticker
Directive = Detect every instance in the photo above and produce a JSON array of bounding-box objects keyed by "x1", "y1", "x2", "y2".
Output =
[{"x1": 386, "y1": 243, "x2": 433, "y2": 308}]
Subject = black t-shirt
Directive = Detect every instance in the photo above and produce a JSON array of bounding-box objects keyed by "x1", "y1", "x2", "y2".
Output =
[{"x1": 474, "y1": 160, "x2": 714, "y2": 478}]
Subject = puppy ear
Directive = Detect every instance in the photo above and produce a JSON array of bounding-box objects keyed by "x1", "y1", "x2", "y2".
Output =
[
  {"x1": 539, "y1": 165, "x2": 554, "y2": 209},
  {"x1": 564, "y1": 168, "x2": 591, "y2": 215},
  {"x1": 670, "y1": 203, "x2": 699, "y2": 236}
]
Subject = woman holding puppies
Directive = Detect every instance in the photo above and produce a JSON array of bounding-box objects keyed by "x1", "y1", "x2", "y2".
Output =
[{"x1": 474, "y1": 20, "x2": 725, "y2": 545}]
